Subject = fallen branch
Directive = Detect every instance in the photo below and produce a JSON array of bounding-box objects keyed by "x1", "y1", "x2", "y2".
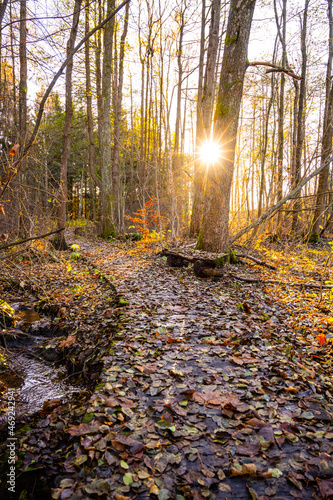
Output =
[
  {"x1": 229, "y1": 274, "x2": 333, "y2": 289},
  {"x1": 231, "y1": 154, "x2": 333, "y2": 244},
  {"x1": 237, "y1": 253, "x2": 276, "y2": 270},
  {"x1": 0, "y1": 227, "x2": 65, "y2": 251}
]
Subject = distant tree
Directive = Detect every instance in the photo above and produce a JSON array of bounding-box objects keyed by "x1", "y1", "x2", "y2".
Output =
[{"x1": 54, "y1": 0, "x2": 82, "y2": 250}]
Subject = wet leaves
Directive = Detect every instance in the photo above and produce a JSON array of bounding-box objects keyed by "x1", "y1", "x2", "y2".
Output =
[{"x1": 2, "y1": 237, "x2": 333, "y2": 499}]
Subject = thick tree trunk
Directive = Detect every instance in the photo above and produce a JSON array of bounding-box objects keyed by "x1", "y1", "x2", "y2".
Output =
[
  {"x1": 100, "y1": 0, "x2": 115, "y2": 237},
  {"x1": 312, "y1": 0, "x2": 333, "y2": 235},
  {"x1": 54, "y1": 0, "x2": 82, "y2": 250},
  {"x1": 190, "y1": 0, "x2": 221, "y2": 237},
  {"x1": 197, "y1": 0, "x2": 256, "y2": 252}
]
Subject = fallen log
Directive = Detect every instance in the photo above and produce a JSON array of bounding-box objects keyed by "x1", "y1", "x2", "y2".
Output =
[{"x1": 159, "y1": 248, "x2": 228, "y2": 267}]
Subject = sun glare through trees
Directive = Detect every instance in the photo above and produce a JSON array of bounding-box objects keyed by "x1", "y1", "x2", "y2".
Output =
[{"x1": 198, "y1": 140, "x2": 222, "y2": 166}]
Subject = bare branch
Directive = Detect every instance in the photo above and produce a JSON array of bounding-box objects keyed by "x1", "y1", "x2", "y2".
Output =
[
  {"x1": 247, "y1": 61, "x2": 302, "y2": 81},
  {"x1": 230, "y1": 155, "x2": 333, "y2": 243},
  {"x1": 0, "y1": 0, "x2": 131, "y2": 201},
  {"x1": 0, "y1": 227, "x2": 65, "y2": 251}
]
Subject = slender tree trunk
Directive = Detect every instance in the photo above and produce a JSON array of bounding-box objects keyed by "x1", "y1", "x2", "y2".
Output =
[
  {"x1": 85, "y1": 0, "x2": 101, "y2": 191},
  {"x1": 112, "y1": 2, "x2": 129, "y2": 230},
  {"x1": 95, "y1": 0, "x2": 103, "y2": 154},
  {"x1": 292, "y1": 0, "x2": 309, "y2": 233},
  {"x1": 312, "y1": 0, "x2": 333, "y2": 235},
  {"x1": 274, "y1": 0, "x2": 287, "y2": 231},
  {"x1": 100, "y1": 0, "x2": 115, "y2": 237},
  {"x1": 197, "y1": 0, "x2": 256, "y2": 252},
  {"x1": 54, "y1": 0, "x2": 82, "y2": 250},
  {"x1": 174, "y1": 2, "x2": 185, "y2": 154},
  {"x1": 18, "y1": 0, "x2": 28, "y2": 236}
]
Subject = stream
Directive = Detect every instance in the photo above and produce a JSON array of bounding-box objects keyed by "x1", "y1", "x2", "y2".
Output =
[{"x1": 0, "y1": 304, "x2": 81, "y2": 418}]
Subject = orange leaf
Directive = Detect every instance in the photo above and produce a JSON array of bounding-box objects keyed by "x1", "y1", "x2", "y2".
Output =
[
  {"x1": 9, "y1": 144, "x2": 20, "y2": 156},
  {"x1": 316, "y1": 333, "x2": 327, "y2": 346}
]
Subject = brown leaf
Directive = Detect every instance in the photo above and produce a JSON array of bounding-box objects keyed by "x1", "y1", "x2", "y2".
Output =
[
  {"x1": 59, "y1": 335, "x2": 76, "y2": 348},
  {"x1": 67, "y1": 423, "x2": 99, "y2": 436},
  {"x1": 236, "y1": 443, "x2": 260, "y2": 456},
  {"x1": 318, "y1": 479, "x2": 333, "y2": 499}
]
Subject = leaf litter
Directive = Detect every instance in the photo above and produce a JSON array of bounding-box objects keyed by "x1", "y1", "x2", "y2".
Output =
[{"x1": 0, "y1": 236, "x2": 332, "y2": 499}]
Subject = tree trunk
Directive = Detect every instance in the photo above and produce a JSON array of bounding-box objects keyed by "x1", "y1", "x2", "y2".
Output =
[
  {"x1": 197, "y1": 0, "x2": 256, "y2": 252},
  {"x1": 54, "y1": 0, "x2": 82, "y2": 250},
  {"x1": 190, "y1": 0, "x2": 221, "y2": 237},
  {"x1": 18, "y1": 0, "x2": 28, "y2": 236},
  {"x1": 312, "y1": 0, "x2": 333, "y2": 235},
  {"x1": 85, "y1": 0, "x2": 101, "y2": 191},
  {"x1": 291, "y1": 0, "x2": 309, "y2": 233},
  {"x1": 112, "y1": 1, "x2": 129, "y2": 230},
  {"x1": 100, "y1": 0, "x2": 115, "y2": 237},
  {"x1": 274, "y1": 0, "x2": 287, "y2": 231}
]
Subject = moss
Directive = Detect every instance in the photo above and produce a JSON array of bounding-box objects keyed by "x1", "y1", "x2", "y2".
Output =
[
  {"x1": 229, "y1": 249, "x2": 238, "y2": 264},
  {"x1": 195, "y1": 232, "x2": 204, "y2": 250},
  {"x1": 213, "y1": 256, "x2": 226, "y2": 266},
  {"x1": 215, "y1": 96, "x2": 230, "y2": 119},
  {"x1": 94, "y1": 382, "x2": 105, "y2": 391},
  {"x1": 307, "y1": 232, "x2": 321, "y2": 243},
  {"x1": 225, "y1": 33, "x2": 238, "y2": 46},
  {"x1": 19, "y1": 423, "x2": 35, "y2": 434},
  {"x1": 82, "y1": 412, "x2": 94, "y2": 424}
]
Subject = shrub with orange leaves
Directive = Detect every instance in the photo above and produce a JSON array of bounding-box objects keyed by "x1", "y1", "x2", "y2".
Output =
[{"x1": 125, "y1": 197, "x2": 165, "y2": 240}]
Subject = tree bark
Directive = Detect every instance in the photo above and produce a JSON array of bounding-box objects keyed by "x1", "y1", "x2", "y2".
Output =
[
  {"x1": 112, "y1": 1, "x2": 129, "y2": 230},
  {"x1": 197, "y1": 0, "x2": 256, "y2": 252},
  {"x1": 291, "y1": 0, "x2": 309, "y2": 233},
  {"x1": 18, "y1": 0, "x2": 28, "y2": 236},
  {"x1": 100, "y1": 0, "x2": 116, "y2": 237},
  {"x1": 85, "y1": 0, "x2": 101, "y2": 191},
  {"x1": 190, "y1": 0, "x2": 221, "y2": 237},
  {"x1": 274, "y1": 0, "x2": 287, "y2": 231},
  {"x1": 312, "y1": 0, "x2": 333, "y2": 235},
  {"x1": 54, "y1": 0, "x2": 82, "y2": 250}
]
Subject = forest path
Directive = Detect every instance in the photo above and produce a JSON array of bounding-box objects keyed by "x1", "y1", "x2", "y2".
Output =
[{"x1": 61, "y1": 237, "x2": 333, "y2": 500}]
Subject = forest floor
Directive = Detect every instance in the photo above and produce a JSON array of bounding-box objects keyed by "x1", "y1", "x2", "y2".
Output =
[{"x1": 0, "y1": 232, "x2": 333, "y2": 500}]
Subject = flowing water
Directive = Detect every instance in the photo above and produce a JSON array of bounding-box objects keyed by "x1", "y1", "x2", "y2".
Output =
[{"x1": 0, "y1": 305, "x2": 81, "y2": 417}]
